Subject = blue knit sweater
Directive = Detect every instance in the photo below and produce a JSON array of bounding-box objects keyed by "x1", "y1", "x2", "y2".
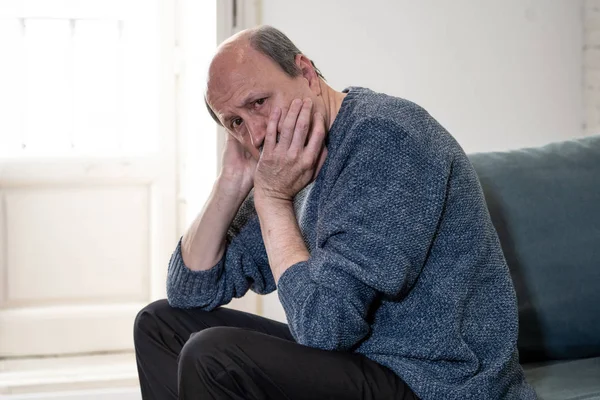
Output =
[{"x1": 167, "y1": 87, "x2": 537, "y2": 399}]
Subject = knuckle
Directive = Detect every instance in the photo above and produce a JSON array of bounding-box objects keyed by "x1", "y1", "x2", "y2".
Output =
[
  {"x1": 288, "y1": 149, "x2": 299, "y2": 159},
  {"x1": 300, "y1": 157, "x2": 313, "y2": 169},
  {"x1": 296, "y1": 121, "x2": 308, "y2": 132}
]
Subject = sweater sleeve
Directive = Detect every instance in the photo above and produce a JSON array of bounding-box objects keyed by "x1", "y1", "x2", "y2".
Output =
[
  {"x1": 166, "y1": 192, "x2": 275, "y2": 310},
  {"x1": 277, "y1": 116, "x2": 452, "y2": 351}
]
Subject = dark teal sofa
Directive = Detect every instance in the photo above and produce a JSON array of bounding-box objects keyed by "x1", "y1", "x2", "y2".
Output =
[{"x1": 469, "y1": 135, "x2": 600, "y2": 400}]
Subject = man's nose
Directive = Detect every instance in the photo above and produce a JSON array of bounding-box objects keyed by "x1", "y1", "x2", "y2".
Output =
[{"x1": 246, "y1": 118, "x2": 266, "y2": 149}]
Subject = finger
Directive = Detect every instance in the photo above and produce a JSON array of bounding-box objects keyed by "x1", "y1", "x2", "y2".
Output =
[
  {"x1": 304, "y1": 112, "x2": 327, "y2": 161},
  {"x1": 277, "y1": 106, "x2": 289, "y2": 133},
  {"x1": 279, "y1": 98, "x2": 303, "y2": 148},
  {"x1": 290, "y1": 98, "x2": 313, "y2": 152},
  {"x1": 264, "y1": 107, "x2": 281, "y2": 154},
  {"x1": 225, "y1": 132, "x2": 237, "y2": 143},
  {"x1": 225, "y1": 132, "x2": 243, "y2": 153}
]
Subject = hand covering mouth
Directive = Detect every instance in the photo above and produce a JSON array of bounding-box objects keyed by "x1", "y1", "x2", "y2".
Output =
[{"x1": 259, "y1": 133, "x2": 280, "y2": 154}]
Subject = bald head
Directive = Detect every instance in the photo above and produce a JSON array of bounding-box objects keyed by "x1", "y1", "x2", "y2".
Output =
[
  {"x1": 205, "y1": 26, "x2": 324, "y2": 126},
  {"x1": 207, "y1": 30, "x2": 254, "y2": 100}
]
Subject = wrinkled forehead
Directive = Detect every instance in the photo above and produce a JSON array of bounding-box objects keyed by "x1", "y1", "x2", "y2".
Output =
[{"x1": 205, "y1": 48, "x2": 265, "y2": 114}]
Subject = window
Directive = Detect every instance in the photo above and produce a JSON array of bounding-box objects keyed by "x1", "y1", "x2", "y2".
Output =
[{"x1": 0, "y1": 0, "x2": 160, "y2": 157}]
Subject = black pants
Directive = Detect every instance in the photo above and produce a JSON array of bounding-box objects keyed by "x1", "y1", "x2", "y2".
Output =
[{"x1": 134, "y1": 299, "x2": 417, "y2": 400}]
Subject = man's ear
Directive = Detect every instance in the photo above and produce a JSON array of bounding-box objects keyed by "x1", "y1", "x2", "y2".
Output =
[{"x1": 295, "y1": 54, "x2": 321, "y2": 95}]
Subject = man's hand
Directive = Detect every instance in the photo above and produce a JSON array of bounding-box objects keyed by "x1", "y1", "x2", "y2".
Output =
[
  {"x1": 219, "y1": 133, "x2": 258, "y2": 198},
  {"x1": 252, "y1": 98, "x2": 326, "y2": 282},
  {"x1": 254, "y1": 98, "x2": 326, "y2": 206}
]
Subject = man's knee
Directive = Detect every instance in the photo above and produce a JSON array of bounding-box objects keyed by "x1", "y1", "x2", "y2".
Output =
[
  {"x1": 178, "y1": 327, "x2": 253, "y2": 396},
  {"x1": 133, "y1": 299, "x2": 172, "y2": 345},
  {"x1": 179, "y1": 326, "x2": 246, "y2": 370}
]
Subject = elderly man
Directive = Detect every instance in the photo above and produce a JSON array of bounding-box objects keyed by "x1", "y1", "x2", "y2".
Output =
[{"x1": 134, "y1": 26, "x2": 537, "y2": 399}]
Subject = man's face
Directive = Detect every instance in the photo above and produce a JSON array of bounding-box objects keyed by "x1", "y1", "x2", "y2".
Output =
[{"x1": 206, "y1": 45, "x2": 321, "y2": 161}]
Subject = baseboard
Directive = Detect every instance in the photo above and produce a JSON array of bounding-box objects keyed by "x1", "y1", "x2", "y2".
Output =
[
  {"x1": 0, "y1": 353, "x2": 138, "y2": 397},
  {"x1": 0, "y1": 387, "x2": 140, "y2": 400}
]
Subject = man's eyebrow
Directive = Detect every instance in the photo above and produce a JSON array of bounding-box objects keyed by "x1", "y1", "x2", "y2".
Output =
[{"x1": 236, "y1": 92, "x2": 265, "y2": 108}]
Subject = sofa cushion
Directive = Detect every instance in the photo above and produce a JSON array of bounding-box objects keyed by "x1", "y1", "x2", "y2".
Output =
[
  {"x1": 523, "y1": 357, "x2": 600, "y2": 399},
  {"x1": 468, "y1": 135, "x2": 600, "y2": 362}
]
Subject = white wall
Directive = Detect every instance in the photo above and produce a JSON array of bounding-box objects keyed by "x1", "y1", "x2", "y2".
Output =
[
  {"x1": 261, "y1": 0, "x2": 584, "y2": 153},
  {"x1": 585, "y1": 0, "x2": 600, "y2": 134}
]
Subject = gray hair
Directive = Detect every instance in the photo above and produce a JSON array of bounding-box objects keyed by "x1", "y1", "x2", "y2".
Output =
[{"x1": 205, "y1": 25, "x2": 325, "y2": 127}]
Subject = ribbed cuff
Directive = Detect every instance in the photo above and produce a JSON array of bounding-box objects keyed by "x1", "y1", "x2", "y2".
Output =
[
  {"x1": 277, "y1": 261, "x2": 311, "y2": 319},
  {"x1": 166, "y1": 238, "x2": 224, "y2": 309}
]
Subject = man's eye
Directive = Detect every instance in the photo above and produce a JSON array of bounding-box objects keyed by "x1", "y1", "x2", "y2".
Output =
[
  {"x1": 254, "y1": 98, "x2": 266, "y2": 107},
  {"x1": 232, "y1": 118, "x2": 243, "y2": 128}
]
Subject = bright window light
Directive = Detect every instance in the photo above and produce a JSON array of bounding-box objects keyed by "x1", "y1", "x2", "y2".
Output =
[{"x1": 0, "y1": 0, "x2": 160, "y2": 157}]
